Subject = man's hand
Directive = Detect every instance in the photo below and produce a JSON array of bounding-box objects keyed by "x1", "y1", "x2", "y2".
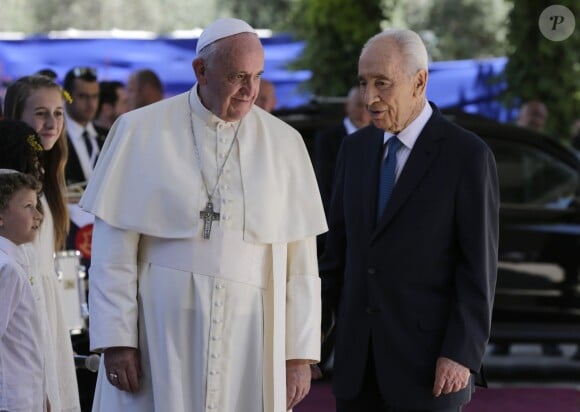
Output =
[
  {"x1": 286, "y1": 359, "x2": 312, "y2": 409},
  {"x1": 433, "y1": 357, "x2": 470, "y2": 397},
  {"x1": 104, "y1": 346, "x2": 142, "y2": 393}
]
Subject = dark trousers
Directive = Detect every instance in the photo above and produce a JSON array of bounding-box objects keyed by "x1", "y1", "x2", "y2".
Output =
[{"x1": 335, "y1": 348, "x2": 462, "y2": 412}]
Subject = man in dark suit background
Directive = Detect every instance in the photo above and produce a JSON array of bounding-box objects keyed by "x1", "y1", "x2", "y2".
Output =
[
  {"x1": 314, "y1": 86, "x2": 371, "y2": 372},
  {"x1": 62, "y1": 67, "x2": 108, "y2": 409},
  {"x1": 320, "y1": 28, "x2": 499, "y2": 412},
  {"x1": 314, "y1": 85, "x2": 371, "y2": 217},
  {"x1": 63, "y1": 67, "x2": 106, "y2": 185},
  {"x1": 93, "y1": 80, "x2": 129, "y2": 135}
]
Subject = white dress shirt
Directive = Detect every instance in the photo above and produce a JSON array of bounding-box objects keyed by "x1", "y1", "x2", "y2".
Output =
[
  {"x1": 343, "y1": 116, "x2": 359, "y2": 135},
  {"x1": 65, "y1": 114, "x2": 100, "y2": 181},
  {"x1": 382, "y1": 101, "x2": 433, "y2": 181}
]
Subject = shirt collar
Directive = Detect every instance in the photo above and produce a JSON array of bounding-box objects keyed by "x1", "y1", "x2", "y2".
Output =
[
  {"x1": 190, "y1": 84, "x2": 241, "y2": 131},
  {"x1": 0, "y1": 235, "x2": 27, "y2": 269},
  {"x1": 343, "y1": 117, "x2": 359, "y2": 135},
  {"x1": 383, "y1": 100, "x2": 432, "y2": 149},
  {"x1": 65, "y1": 113, "x2": 98, "y2": 139}
]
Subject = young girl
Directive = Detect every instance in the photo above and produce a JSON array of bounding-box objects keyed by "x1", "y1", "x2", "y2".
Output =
[
  {"x1": 4, "y1": 75, "x2": 81, "y2": 412},
  {"x1": 0, "y1": 170, "x2": 46, "y2": 412},
  {"x1": 4, "y1": 75, "x2": 69, "y2": 249},
  {"x1": 0, "y1": 120, "x2": 44, "y2": 181}
]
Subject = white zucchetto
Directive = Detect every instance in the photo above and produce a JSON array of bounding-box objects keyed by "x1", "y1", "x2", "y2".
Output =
[{"x1": 195, "y1": 17, "x2": 257, "y2": 54}]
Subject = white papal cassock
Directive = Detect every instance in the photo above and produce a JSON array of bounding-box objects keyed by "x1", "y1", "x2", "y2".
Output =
[{"x1": 80, "y1": 85, "x2": 327, "y2": 412}]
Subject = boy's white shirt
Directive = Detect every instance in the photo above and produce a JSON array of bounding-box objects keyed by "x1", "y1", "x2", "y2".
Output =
[{"x1": 0, "y1": 235, "x2": 46, "y2": 411}]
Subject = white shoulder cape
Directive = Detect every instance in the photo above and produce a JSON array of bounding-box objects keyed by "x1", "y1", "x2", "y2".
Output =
[{"x1": 80, "y1": 90, "x2": 327, "y2": 243}]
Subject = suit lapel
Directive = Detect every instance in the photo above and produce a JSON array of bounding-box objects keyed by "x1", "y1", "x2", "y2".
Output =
[
  {"x1": 372, "y1": 113, "x2": 444, "y2": 241},
  {"x1": 65, "y1": 135, "x2": 84, "y2": 184}
]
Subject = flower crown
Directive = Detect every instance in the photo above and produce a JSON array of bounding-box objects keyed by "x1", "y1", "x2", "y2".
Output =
[
  {"x1": 27, "y1": 134, "x2": 44, "y2": 152},
  {"x1": 63, "y1": 90, "x2": 73, "y2": 104}
]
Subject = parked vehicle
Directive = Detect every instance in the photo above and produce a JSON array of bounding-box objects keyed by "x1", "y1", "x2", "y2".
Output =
[{"x1": 446, "y1": 111, "x2": 580, "y2": 345}]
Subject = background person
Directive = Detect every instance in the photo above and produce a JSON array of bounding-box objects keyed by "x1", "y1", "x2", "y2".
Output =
[
  {"x1": 63, "y1": 67, "x2": 105, "y2": 185},
  {"x1": 516, "y1": 100, "x2": 548, "y2": 132},
  {"x1": 314, "y1": 85, "x2": 371, "y2": 219},
  {"x1": 320, "y1": 28, "x2": 499, "y2": 412},
  {"x1": 0, "y1": 120, "x2": 44, "y2": 181},
  {"x1": 313, "y1": 85, "x2": 371, "y2": 372},
  {"x1": 80, "y1": 17, "x2": 326, "y2": 412},
  {"x1": 35, "y1": 68, "x2": 58, "y2": 81},
  {"x1": 93, "y1": 80, "x2": 129, "y2": 135},
  {"x1": 126, "y1": 68, "x2": 164, "y2": 110},
  {"x1": 255, "y1": 78, "x2": 277, "y2": 113}
]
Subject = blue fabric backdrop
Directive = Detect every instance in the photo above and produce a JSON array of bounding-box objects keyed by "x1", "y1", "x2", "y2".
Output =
[{"x1": 0, "y1": 34, "x2": 512, "y2": 120}]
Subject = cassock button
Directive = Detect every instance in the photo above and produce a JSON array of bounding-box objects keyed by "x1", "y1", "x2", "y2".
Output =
[
  {"x1": 368, "y1": 268, "x2": 376, "y2": 275},
  {"x1": 211, "y1": 353, "x2": 220, "y2": 359}
]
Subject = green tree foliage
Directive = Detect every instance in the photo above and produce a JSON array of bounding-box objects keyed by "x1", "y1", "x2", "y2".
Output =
[
  {"x1": 420, "y1": 0, "x2": 510, "y2": 60},
  {"x1": 3, "y1": 0, "x2": 217, "y2": 33},
  {"x1": 503, "y1": 1, "x2": 579, "y2": 139},
  {"x1": 285, "y1": 0, "x2": 510, "y2": 96},
  {"x1": 287, "y1": 0, "x2": 388, "y2": 97},
  {"x1": 0, "y1": 0, "x2": 35, "y2": 32},
  {"x1": 218, "y1": 0, "x2": 294, "y2": 30}
]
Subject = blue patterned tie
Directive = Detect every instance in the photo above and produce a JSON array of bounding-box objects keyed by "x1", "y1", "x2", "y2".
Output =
[{"x1": 377, "y1": 136, "x2": 401, "y2": 222}]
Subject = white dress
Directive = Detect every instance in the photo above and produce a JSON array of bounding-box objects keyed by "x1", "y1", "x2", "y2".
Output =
[
  {"x1": 0, "y1": 236, "x2": 45, "y2": 412},
  {"x1": 21, "y1": 196, "x2": 81, "y2": 412}
]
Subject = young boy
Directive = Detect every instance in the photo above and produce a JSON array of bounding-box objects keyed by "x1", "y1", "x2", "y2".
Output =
[{"x1": 0, "y1": 169, "x2": 46, "y2": 411}]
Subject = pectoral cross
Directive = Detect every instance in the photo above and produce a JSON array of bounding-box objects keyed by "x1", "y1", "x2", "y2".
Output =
[{"x1": 200, "y1": 201, "x2": 220, "y2": 239}]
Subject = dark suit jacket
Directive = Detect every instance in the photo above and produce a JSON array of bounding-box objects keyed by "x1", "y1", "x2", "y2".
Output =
[
  {"x1": 65, "y1": 125, "x2": 107, "y2": 185},
  {"x1": 314, "y1": 122, "x2": 348, "y2": 215},
  {"x1": 320, "y1": 105, "x2": 499, "y2": 410}
]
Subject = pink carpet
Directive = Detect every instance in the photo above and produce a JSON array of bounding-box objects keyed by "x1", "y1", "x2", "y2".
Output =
[{"x1": 295, "y1": 382, "x2": 580, "y2": 412}]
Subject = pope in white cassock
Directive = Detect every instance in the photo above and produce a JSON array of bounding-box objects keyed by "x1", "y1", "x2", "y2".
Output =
[{"x1": 80, "y1": 17, "x2": 327, "y2": 412}]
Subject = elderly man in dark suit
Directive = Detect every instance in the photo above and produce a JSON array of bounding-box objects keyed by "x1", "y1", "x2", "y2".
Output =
[{"x1": 320, "y1": 28, "x2": 499, "y2": 412}]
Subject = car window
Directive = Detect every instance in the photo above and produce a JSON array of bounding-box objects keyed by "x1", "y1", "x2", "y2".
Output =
[{"x1": 488, "y1": 140, "x2": 578, "y2": 208}]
